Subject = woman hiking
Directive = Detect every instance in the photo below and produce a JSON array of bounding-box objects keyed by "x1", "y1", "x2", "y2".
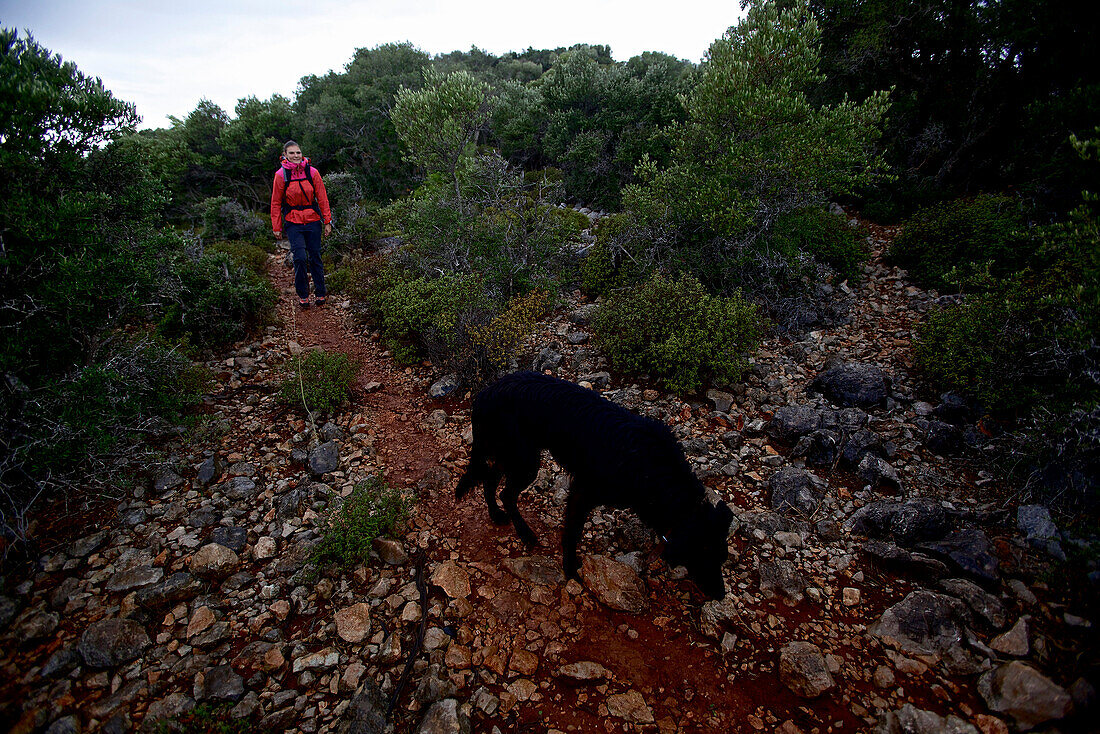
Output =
[{"x1": 271, "y1": 140, "x2": 333, "y2": 309}]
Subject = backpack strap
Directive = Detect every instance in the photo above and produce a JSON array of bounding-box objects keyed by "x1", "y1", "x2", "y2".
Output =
[{"x1": 280, "y1": 165, "x2": 322, "y2": 222}]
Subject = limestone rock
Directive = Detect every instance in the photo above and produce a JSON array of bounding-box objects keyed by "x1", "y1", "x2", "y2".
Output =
[
  {"x1": 580, "y1": 554, "x2": 648, "y2": 613},
  {"x1": 189, "y1": 543, "x2": 240, "y2": 581},
  {"x1": 105, "y1": 565, "x2": 163, "y2": 594},
  {"x1": 416, "y1": 698, "x2": 470, "y2": 734},
  {"x1": 868, "y1": 591, "x2": 970, "y2": 660},
  {"x1": 557, "y1": 661, "x2": 612, "y2": 681},
  {"x1": 779, "y1": 641, "x2": 835, "y2": 698},
  {"x1": 430, "y1": 561, "x2": 470, "y2": 599},
  {"x1": 372, "y1": 538, "x2": 408, "y2": 566},
  {"x1": 335, "y1": 603, "x2": 372, "y2": 643},
  {"x1": 607, "y1": 690, "x2": 654, "y2": 724},
  {"x1": 769, "y1": 467, "x2": 821, "y2": 516},
  {"x1": 503, "y1": 555, "x2": 565, "y2": 586},
  {"x1": 876, "y1": 704, "x2": 979, "y2": 734},
  {"x1": 978, "y1": 661, "x2": 1072, "y2": 730},
  {"x1": 811, "y1": 361, "x2": 890, "y2": 408},
  {"x1": 990, "y1": 617, "x2": 1030, "y2": 657},
  {"x1": 308, "y1": 440, "x2": 340, "y2": 476},
  {"x1": 79, "y1": 618, "x2": 150, "y2": 668}
]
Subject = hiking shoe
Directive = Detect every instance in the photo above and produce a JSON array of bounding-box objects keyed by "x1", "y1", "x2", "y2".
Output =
[
  {"x1": 315, "y1": 296, "x2": 326, "y2": 307},
  {"x1": 298, "y1": 299, "x2": 310, "y2": 310}
]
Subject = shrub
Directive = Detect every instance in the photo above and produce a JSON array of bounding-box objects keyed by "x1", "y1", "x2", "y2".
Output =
[
  {"x1": 278, "y1": 349, "x2": 357, "y2": 414},
  {"x1": 311, "y1": 475, "x2": 411, "y2": 568},
  {"x1": 579, "y1": 242, "x2": 619, "y2": 296},
  {"x1": 593, "y1": 272, "x2": 764, "y2": 393},
  {"x1": 887, "y1": 194, "x2": 1030, "y2": 291},
  {"x1": 377, "y1": 273, "x2": 488, "y2": 364},
  {"x1": 322, "y1": 172, "x2": 382, "y2": 255},
  {"x1": 427, "y1": 289, "x2": 551, "y2": 388},
  {"x1": 200, "y1": 196, "x2": 266, "y2": 243},
  {"x1": 913, "y1": 270, "x2": 1090, "y2": 414},
  {"x1": 157, "y1": 251, "x2": 277, "y2": 348},
  {"x1": 2, "y1": 335, "x2": 207, "y2": 547},
  {"x1": 206, "y1": 240, "x2": 271, "y2": 274},
  {"x1": 771, "y1": 207, "x2": 869, "y2": 282}
]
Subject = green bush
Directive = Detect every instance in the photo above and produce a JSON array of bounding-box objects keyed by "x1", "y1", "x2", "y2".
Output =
[
  {"x1": 206, "y1": 240, "x2": 271, "y2": 274},
  {"x1": 311, "y1": 475, "x2": 411, "y2": 568},
  {"x1": 914, "y1": 270, "x2": 1091, "y2": 414},
  {"x1": 550, "y1": 207, "x2": 591, "y2": 233},
  {"x1": 771, "y1": 207, "x2": 869, "y2": 282},
  {"x1": 278, "y1": 349, "x2": 357, "y2": 414},
  {"x1": 4, "y1": 335, "x2": 207, "y2": 504},
  {"x1": 579, "y1": 242, "x2": 620, "y2": 296},
  {"x1": 887, "y1": 195, "x2": 1031, "y2": 291},
  {"x1": 157, "y1": 251, "x2": 277, "y2": 348},
  {"x1": 200, "y1": 196, "x2": 266, "y2": 243},
  {"x1": 426, "y1": 289, "x2": 551, "y2": 388},
  {"x1": 376, "y1": 272, "x2": 488, "y2": 364},
  {"x1": 593, "y1": 272, "x2": 764, "y2": 393}
]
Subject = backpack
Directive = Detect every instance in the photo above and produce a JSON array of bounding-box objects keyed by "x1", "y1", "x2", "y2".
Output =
[{"x1": 280, "y1": 164, "x2": 322, "y2": 223}]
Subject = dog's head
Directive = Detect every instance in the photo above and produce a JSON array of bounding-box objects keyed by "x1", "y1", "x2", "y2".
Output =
[{"x1": 664, "y1": 500, "x2": 734, "y2": 599}]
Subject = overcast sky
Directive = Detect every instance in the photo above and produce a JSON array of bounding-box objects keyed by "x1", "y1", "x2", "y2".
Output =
[{"x1": 1, "y1": 0, "x2": 743, "y2": 130}]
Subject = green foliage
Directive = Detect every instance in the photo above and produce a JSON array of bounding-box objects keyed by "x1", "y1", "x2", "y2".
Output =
[
  {"x1": 312, "y1": 475, "x2": 411, "y2": 568},
  {"x1": 278, "y1": 349, "x2": 357, "y2": 414},
  {"x1": 322, "y1": 172, "x2": 381, "y2": 255},
  {"x1": 771, "y1": 208, "x2": 869, "y2": 282},
  {"x1": 297, "y1": 42, "x2": 430, "y2": 202},
  {"x1": 12, "y1": 335, "x2": 207, "y2": 478},
  {"x1": 157, "y1": 250, "x2": 277, "y2": 349},
  {"x1": 809, "y1": 0, "x2": 1100, "y2": 213},
  {"x1": 205, "y1": 240, "x2": 271, "y2": 275},
  {"x1": 376, "y1": 272, "x2": 488, "y2": 364},
  {"x1": 593, "y1": 273, "x2": 764, "y2": 393},
  {"x1": 392, "y1": 67, "x2": 492, "y2": 190},
  {"x1": 888, "y1": 195, "x2": 1030, "y2": 291},
  {"x1": 427, "y1": 289, "x2": 551, "y2": 388},
  {"x1": 384, "y1": 152, "x2": 577, "y2": 300},
  {"x1": 153, "y1": 703, "x2": 254, "y2": 734},
  {"x1": 579, "y1": 242, "x2": 619, "y2": 296},
  {"x1": 492, "y1": 49, "x2": 693, "y2": 208},
  {"x1": 200, "y1": 196, "x2": 267, "y2": 243},
  {"x1": 617, "y1": 0, "x2": 889, "y2": 306},
  {"x1": 914, "y1": 272, "x2": 1083, "y2": 413}
]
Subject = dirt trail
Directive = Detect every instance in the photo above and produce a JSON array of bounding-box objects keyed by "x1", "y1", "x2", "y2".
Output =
[{"x1": 271, "y1": 259, "x2": 883, "y2": 733}]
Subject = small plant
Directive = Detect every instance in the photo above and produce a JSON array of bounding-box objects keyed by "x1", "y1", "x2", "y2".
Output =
[
  {"x1": 427, "y1": 289, "x2": 551, "y2": 388},
  {"x1": 206, "y1": 240, "x2": 271, "y2": 275},
  {"x1": 311, "y1": 475, "x2": 411, "y2": 568},
  {"x1": 153, "y1": 703, "x2": 253, "y2": 734},
  {"x1": 377, "y1": 273, "x2": 487, "y2": 364},
  {"x1": 278, "y1": 349, "x2": 357, "y2": 414},
  {"x1": 579, "y1": 242, "x2": 619, "y2": 296},
  {"x1": 887, "y1": 194, "x2": 1030, "y2": 291},
  {"x1": 200, "y1": 196, "x2": 266, "y2": 244},
  {"x1": 157, "y1": 251, "x2": 277, "y2": 349},
  {"x1": 593, "y1": 272, "x2": 764, "y2": 393},
  {"x1": 771, "y1": 207, "x2": 869, "y2": 282}
]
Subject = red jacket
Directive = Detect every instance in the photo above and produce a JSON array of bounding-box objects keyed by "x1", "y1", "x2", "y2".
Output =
[{"x1": 270, "y1": 163, "x2": 332, "y2": 232}]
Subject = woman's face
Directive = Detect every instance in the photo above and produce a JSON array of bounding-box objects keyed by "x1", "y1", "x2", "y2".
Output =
[{"x1": 284, "y1": 145, "x2": 303, "y2": 163}]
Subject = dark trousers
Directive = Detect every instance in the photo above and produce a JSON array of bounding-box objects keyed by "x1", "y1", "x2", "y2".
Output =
[{"x1": 286, "y1": 220, "x2": 326, "y2": 300}]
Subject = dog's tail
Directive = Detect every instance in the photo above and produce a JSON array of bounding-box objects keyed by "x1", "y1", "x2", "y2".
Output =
[{"x1": 455, "y1": 444, "x2": 489, "y2": 500}]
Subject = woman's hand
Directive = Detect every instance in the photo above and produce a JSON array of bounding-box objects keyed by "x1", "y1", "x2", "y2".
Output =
[{"x1": 323, "y1": 223, "x2": 333, "y2": 237}]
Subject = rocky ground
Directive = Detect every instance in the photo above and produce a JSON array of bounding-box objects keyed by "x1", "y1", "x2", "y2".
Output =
[{"x1": 1, "y1": 218, "x2": 1097, "y2": 734}]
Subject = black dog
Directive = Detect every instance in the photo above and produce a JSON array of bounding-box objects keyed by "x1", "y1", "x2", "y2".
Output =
[{"x1": 455, "y1": 371, "x2": 732, "y2": 599}]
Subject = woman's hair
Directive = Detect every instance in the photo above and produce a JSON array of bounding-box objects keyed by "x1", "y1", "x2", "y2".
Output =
[{"x1": 283, "y1": 140, "x2": 300, "y2": 155}]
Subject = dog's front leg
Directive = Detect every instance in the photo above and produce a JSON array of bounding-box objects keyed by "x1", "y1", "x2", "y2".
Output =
[
  {"x1": 562, "y1": 486, "x2": 595, "y2": 579},
  {"x1": 501, "y1": 471, "x2": 539, "y2": 546}
]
